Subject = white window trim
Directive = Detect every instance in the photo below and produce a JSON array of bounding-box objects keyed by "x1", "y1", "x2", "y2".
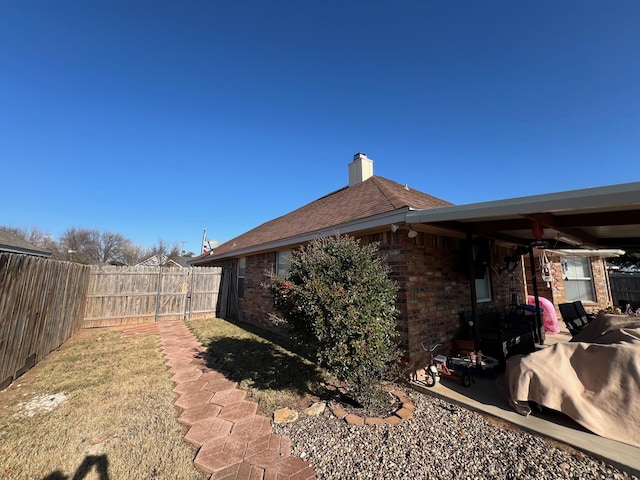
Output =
[
  {"x1": 562, "y1": 256, "x2": 596, "y2": 303},
  {"x1": 237, "y1": 257, "x2": 246, "y2": 298}
]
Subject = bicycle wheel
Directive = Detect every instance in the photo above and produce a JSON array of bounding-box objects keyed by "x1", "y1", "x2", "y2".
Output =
[{"x1": 424, "y1": 370, "x2": 438, "y2": 387}]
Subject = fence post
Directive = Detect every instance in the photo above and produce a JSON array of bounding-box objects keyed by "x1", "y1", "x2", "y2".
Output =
[
  {"x1": 183, "y1": 267, "x2": 191, "y2": 321},
  {"x1": 154, "y1": 266, "x2": 163, "y2": 322}
]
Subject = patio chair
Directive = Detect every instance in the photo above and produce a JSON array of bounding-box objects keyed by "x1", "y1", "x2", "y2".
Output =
[{"x1": 558, "y1": 301, "x2": 594, "y2": 337}]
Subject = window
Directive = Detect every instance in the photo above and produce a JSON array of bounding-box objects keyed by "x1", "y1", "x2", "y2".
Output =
[
  {"x1": 237, "y1": 257, "x2": 246, "y2": 299},
  {"x1": 276, "y1": 250, "x2": 292, "y2": 278},
  {"x1": 472, "y1": 238, "x2": 492, "y2": 302},
  {"x1": 475, "y1": 270, "x2": 492, "y2": 302},
  {"x1": 562, "y1": 256, "x2": 595, "y2": 302}
]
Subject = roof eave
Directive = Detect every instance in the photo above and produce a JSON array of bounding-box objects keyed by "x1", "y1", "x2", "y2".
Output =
[
  {"x1": 406, "y1": 181, "x2": 640, "y2": 224},
  {"x1": 0, "y1": 245, "x2": 52, "y2": 257},
  {"x1": 191, "y1": 209, "x2": 412, "y2": 264}
]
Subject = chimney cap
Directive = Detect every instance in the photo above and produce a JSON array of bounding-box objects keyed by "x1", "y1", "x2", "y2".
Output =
[{"x1": 353, "y1": 152, "x2": 367, "y2": 160}]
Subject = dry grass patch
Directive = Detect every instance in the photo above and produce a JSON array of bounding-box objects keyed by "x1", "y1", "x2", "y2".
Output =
[
  {"x1": 186, "y1": 317, "x2": 326, "y2": 416},
  {"x1": 0, "y1": 329, "x2": 206, "y2": 480}
]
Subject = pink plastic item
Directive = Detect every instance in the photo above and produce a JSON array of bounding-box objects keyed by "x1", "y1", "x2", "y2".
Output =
[{"x1": 527, "y1": 295, "x2": 560, "y2": 334}]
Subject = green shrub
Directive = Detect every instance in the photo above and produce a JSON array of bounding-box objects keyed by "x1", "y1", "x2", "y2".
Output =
[{"x1": 266, "y1": 234, "x2": 401, "y2": 408}]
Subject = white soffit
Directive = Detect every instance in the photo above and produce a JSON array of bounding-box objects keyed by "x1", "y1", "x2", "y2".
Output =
[
  {"x1": 406, "y1": 181, "x2": 640, "y2": 223},
  {"x1": 545, "y1": 249, "x2": 626, "y2": 258}
]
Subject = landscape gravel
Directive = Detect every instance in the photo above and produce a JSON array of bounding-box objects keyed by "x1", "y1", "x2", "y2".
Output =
[{"x1": 273, "y1": 391, "x2": 637, "y2": 480}]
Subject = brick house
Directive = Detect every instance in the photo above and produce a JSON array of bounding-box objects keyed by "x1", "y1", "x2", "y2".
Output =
[
  {"x1": 192, "y1": 153, "x2": 534, "y2": 366},
  {"x1": 191, "y1": 153, "x2": 638, "y2": 367}
]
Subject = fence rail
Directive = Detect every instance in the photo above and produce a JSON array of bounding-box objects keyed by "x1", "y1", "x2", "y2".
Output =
[
  {"x1": 82, "y1": 265, "x2": 221, "y2": 328},
  {"x1": 0, "y1": 253, "x2": 90, "y2": 389},
  {"x1": 1, "y1": 256, "x2": 221, "y2": 389},
  {"x1": 610, "y1": 272, "x2": 640, "y2": 309}
]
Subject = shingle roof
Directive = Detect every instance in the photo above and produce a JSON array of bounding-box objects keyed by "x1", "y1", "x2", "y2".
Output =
[
  {"x1": 197, "y1": 176, "x2": 451, "y2": 260},
  {"x1": 0, "y1": 230, "x2": 52, "y2": 257}
]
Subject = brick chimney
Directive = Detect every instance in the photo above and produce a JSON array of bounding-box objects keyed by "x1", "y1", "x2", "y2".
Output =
[{"x1": 348, "y1": 152, "x2": 374, "y2": 186}]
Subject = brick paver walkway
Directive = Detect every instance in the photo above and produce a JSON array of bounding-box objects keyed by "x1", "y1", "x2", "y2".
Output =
[{"x1": 122, "y1": 321, "x2": 316, "y2": 480}]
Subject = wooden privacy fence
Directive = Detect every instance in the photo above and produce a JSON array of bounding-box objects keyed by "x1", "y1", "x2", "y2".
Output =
[
  {"x1": 83, "y1": 265, "x2": 222, "y2": 328},
  {"x1": 610, "y1": 272, "x2": 640, "y2": 309},
  {"x1": 0, "y1": 253, "x2": 90, "y2": 390}
]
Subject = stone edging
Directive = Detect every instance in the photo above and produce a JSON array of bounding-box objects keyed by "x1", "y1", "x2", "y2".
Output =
[{"x1": 328, "y1": 388, "x2": 414, "y2": 426}]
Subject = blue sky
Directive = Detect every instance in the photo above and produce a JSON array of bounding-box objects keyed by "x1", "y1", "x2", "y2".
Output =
[{"x1": 2, "y1": 1, "x2": 638, "y2": 255}]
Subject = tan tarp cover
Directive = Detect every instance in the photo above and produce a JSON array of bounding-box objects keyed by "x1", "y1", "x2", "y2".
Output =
[{"x1": 506, "y1": 314, "x2": 640, "y2": 448}]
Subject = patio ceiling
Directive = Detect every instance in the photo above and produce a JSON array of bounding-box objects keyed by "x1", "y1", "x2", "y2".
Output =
[{"x1": 406, "y1": 181, "x2": 640, "y2": 250}]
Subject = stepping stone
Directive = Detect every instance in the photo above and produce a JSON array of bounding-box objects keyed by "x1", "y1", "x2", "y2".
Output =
[
  {"x1": 178, "y1": 403, "x2": 222, "y2": 427},
  {"x1": 171, "y1": 369, "x2": 203, "y2": 384},
  {"x1": 218, "y1": 401, "x2": 258, "y2": 422},
  {"x1": 230, "y1": 415, "x2": 272, "y2": 442},
  {"x1": 172, "y1": 379, "x2": 207, "y2": 395},
  {"x1": 174, "y1": 389, "x2": 214, "y2": 410},
  {"x1": 184, "y1": 417, "x2": 234, "y2": 447},
  {"x1": 244, "y1": 433, "x2": 291, "y2": 468},
  {"x1": 211, "y1": 388, "x2": 246, "y2": 406}
]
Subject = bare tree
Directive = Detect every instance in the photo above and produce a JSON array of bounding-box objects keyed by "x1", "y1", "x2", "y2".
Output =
[
  {"x1": 58, "y1": 228, "x2": 94, "y2": 264},
  {"x1": 121, "y1": 243, "x2": 149, "y2": 266},
  {"x1": 3, "y1": 224, "x2": 186, "y2": 266},
  {"x1": 93, "y1": 231, "x2": 129, "y2": 264},
  {"x1": 148, "y1": 238, "x2": 181, "y2": 259},
  {"x1": 58, "y1": 228, "x2": 132, "y2": 264}
]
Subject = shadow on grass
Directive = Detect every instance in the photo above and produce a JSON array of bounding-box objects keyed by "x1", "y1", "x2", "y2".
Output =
[
  {"x1": 43, "y1": 454, "x2": 109, "y2": 480},
  {"x1": 221, "y1": 317, "x2": 317, "y2": 362},
  {"x1": 203, "y1": 335, "x2": 323, "y2": 396}
]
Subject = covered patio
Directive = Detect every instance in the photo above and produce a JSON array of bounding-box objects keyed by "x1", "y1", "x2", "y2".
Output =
[
  {"x1": 406, "y1": 181, "x2": 640, "y2": 477},
  {"x1": 406, "y1": 180, "x2": 640, "y2": 348}
]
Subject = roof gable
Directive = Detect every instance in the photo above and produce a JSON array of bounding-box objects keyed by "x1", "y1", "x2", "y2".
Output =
[{"x1": 200, "y1": 176, "x2": 451, "y2": 259}]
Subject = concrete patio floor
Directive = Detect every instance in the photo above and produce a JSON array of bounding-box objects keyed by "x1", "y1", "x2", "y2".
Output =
[{"x1": 410, "y1": 330, "x2": 640, "y2": 478}]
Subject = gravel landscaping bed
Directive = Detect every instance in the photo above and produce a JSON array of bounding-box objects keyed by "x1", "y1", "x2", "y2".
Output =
[{"x1": 274, "y1": 391, "x2": 636, "y2": 480}]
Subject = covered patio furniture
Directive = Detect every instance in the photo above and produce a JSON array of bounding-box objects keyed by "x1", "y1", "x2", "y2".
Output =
[{"x1": 506, "y1": 314, "x2": 640, "y2": 448}]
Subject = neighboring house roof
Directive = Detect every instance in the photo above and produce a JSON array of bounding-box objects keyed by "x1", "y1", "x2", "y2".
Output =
[
  {"x1": 173, "y1": 256, "x2": 192, "y2": 267},
  {"x1": 192, "y1": 175, "x2": 451, "y2": 263},
  {"x1": 137, "y1": 253, "x2": 188, "y2": 268},
  {"x1": 0, "y1": 230, "x2": 52, "y2": 257}
]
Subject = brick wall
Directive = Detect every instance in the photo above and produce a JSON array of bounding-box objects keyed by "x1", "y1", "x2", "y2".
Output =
[
  {"x1": 232, "y1": 231, "x2": 523, "y2": 367},
  {"x1": 525, "y1": 253, "x2": 612, "y2": 318},
  {"x1": 238, "y1": 252, "x2": 284, "y2": 331}
]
